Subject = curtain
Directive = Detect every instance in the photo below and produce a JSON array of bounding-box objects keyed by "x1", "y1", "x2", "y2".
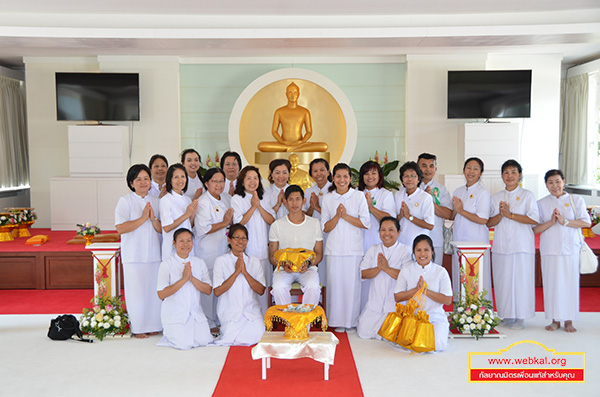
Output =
[
  {"x1": 560, "y1": 74, "x2": 588, "y2": 185},
  {"x1": 0, "y1": 76, "x2": 29, "y2": 189}
]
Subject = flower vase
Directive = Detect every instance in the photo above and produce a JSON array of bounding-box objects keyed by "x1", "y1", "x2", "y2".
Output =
[
  {"x1": 84, "y1": 235, "x2": 95, "y2": 246},
  {"x1": 12, "y1": 221, "x2": 34, "y2": 238},
  {"x1": 0, "y1": 225, "x2": 17, "y2": 242}
]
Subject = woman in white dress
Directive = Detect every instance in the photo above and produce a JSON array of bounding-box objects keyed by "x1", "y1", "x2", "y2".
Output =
[
  {"x1": 157, "y1": 228, "x2": 213, "y2": 350},
  {"x1": 194, "y1": 168, "x2": 233, "y2": 333},
  {"x1": 357, "y1": 217, "x2": 412, "y2": 340},
  {"x1": 231, "y1": 166, "x2": 275, "y2": 311},
  {"x1": 451, "y1": 157, "x2": 491, "y2": 298},
  {"x1": 181, "y1": 148, "x2": 203, "y2": 201},
  {"x1": 358, "y1": 161, "x2": 396, "y2": 310},
  {"x1": 160, "y1": 163, "x2": 198, "y2": 260},
  {"x1": 115, "y1": 164, "x2": 163, "y2": 339},
  {"x1": 394, "y1": 235, "x2": 453, "y2": 352},
  {"x1": 395, "y1": 161, "x2": 434, "y2": 249},
  {"x1": 303, "y1": 158, "x2": 332, "y2": 285},
  {"x1": 488, "y1": 160, "x2": 539, "y2": 330},
  {"x1": 213, "y1": 223, "x2": 266, "y2": 346},
  {"x1": 148, "y1": 154, "x2": 168, "y2": 199},
  {"x1": 265, "y1": 159, "x2": 290, "y2": 220},
  {"x1": 533, "y1": 169, "x2": 591, "y2": 333},
  {"x1": 220, "y1": 151, "x2": 242, "y2": 196},
  {"x1": 321, "y1": 163, "x2": 371, "y2": 332}
]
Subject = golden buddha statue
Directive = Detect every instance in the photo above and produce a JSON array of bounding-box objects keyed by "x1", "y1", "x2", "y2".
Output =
[
  {"x1": 288, "y1": 154, "x2": 314, "y2": 191},
  {"x1": 257, "y1": 82, "x2": 328, "y2": 153}
]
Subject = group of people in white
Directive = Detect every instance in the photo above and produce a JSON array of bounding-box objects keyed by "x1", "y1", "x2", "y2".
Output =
[{"x1": 114, "y1": 148, "x2": 590, "y2": 352}]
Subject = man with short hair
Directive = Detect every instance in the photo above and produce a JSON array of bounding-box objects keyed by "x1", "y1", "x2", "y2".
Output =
[
  {"x1": 269, "y1": 185, "x2": 323, "y2": 305},
  {"x1": 417, "y1": 153, "x2": 452, "y2": 264}
]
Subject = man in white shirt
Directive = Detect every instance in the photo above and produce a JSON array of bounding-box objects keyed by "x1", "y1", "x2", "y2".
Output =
[
  {"x1": 417, "y1": 153, "x2": 453, "y2": 264},
  {"x1": 269, "y1": 185, "x2": 323, "y2": 306}
]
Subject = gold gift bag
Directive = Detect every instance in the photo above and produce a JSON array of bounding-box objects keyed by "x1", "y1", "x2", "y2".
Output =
[
  {"x1": 377, "y1": 303, "x2": 406, "y2": 342},
  {"x1": 409, "y1": 311, "x2": 435, "y2": 353},
  {"x1": 395, "y1": 283, "x2": 426, "y2": 347}
]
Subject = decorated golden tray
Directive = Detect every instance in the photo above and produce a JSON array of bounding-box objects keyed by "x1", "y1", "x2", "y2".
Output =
[
  {"x1": 264, "y1": 304, "x2": 327, "y2": 340},
  {"x1": 274, "y1": 248, "x2": 315, "y2": 273}
]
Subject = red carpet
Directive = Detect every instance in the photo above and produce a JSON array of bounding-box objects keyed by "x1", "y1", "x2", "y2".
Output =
[{"x1": 213, "y1": 331, "x2": 363, "y2": 397}]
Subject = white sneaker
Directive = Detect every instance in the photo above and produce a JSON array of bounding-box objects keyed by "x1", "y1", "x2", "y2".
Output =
[
  {"x1": 510, "y1": 319, "x2": 525, "y2": 330},
  {"x1": 334, "y1": 327, "x2": 346, "y2": 333}
]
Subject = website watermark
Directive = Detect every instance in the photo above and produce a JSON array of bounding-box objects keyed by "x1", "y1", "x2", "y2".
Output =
[{"x1": 469, "y1": 340, "x2": 585, "y2": 383}]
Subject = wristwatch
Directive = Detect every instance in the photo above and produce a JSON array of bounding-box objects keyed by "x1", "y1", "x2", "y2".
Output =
[
  {"x1": 409, "y1": 215, "x2": 414, "y2": 222},
  {"x1": 563, "y1": 219, "x2": 569, "y2": 226}
]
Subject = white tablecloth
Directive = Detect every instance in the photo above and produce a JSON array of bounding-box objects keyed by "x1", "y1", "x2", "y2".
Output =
[{"x1": 251, "y1": 332, "x2": 339, "y2": 365}]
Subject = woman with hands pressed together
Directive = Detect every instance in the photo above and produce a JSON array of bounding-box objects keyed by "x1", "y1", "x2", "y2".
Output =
[
  {"x1": 265, "y1": 159, "x2": 291, "y2": 220},
  {"x1": 533, "y1": 169, "x2": 591, "y2": 333},
  {"x1": 394, "y1": 161, "x2": 435, "y2": 247},
  {"x1": 148, "y1": 154, "x2": 168, "y2": 199},
  {"x1": 321, "y1": 163, "x2": 371, "y2": 333},
  {"x1": 181, "y1": 148, "x2": 204, "y2": 201},
  {"x1": 194, "y1": 168, "x2": 233, "y2": 333},
  {"x1": 357, "y1": 217, "x2": 412, "y2": 340},
  {"x1": 451, "y1": 157, "x2": 491, "y2": 298},
  {"x1": 394, "y1": 235, "x2": 452, "y2": 352},
  {"x1": 231, "y1": 166, "x2": 275, "y2": 311},
  {"x1": 156, "y1": 228, "x2": 213, "y2": 350},
  {"x1": 220, "y1": 151, "x2": 242, "y2": 196},
  {"x1": 160, "y1": 163, "x2": 198, "y2": 260},
  {"x1": 488, "y1": 160, "x2": 539, "y2": 330},
  {"x1": 213, "y1": 224, "x2": 266, "y2": 346},
  {"x1": 115, "y1": 164, "x2": 163, "y2": 339}
]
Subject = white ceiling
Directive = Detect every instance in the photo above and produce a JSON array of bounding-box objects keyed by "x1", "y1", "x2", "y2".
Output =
[{"x1": 0, "y1": 0, "x2": 599, "y2": 68}]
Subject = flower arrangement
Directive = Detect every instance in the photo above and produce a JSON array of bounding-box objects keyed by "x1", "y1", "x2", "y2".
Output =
[
  {"x1": 77, "y1": 223, "x2": 101, "y2": 236},
  {"x1": 200, "y1": 152, "x2": 221, "y2": 177},
  {"x1": 587, "y1": 206, "x2": 600, "y2": 226},
  {"x1": 6, "y1": 208, "x2": 37, "y2": 223},
  {"x1": 449, "y1": 291, "x2": 500, "y2": 340},
  {"x1": 0, "y1": 212, "x2": 18, "y2": 227},
  {"x1": 350, "y1": 151, "x2": 401, "y2": 191},
  {"x1": 80, "y1": 295, "x2": 129, "y2": 340}
]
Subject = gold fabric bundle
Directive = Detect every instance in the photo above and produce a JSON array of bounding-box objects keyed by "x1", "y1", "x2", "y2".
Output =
[
  {"x1": 409, "y1": 311, "x2": 435, "y2": 353},
  {"x1": 378, "y1": 302, "x2": 410, "y2": 342},
  {"x1": 395, "y1": 283, "x2": 430, "y2": 350},
  {"x1": 264, "y1": 304, "x2": 327, "y2": 340},
  {"x1": 274, "y1": 248, "x2": 316, "y2": 273}
]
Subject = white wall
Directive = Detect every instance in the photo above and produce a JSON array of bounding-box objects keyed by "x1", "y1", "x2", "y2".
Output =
[
  {"x1": 405, "y1": 53, "x2": 562, "y2": 196},
  {"x1": 24, "y1": 56, "x2": 181, "y2": 228}
]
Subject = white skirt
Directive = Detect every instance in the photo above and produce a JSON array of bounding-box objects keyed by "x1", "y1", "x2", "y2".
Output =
[
  {"x1": 122, "y1": 261, "x2": 162, "y2": 334},
  {"x1": 357, "y1": 308, "x2": 386, "y2": 340},
  {"x1": 541, "y1": 254, "x2": 580, "y2": 321},
  {"x1": 325, "y1": 255, "x2": 362, "y2": 328},
  {"x1": 157, "y1": 316, "x2": 213, "y2": 350},
  {"x1": 492, "y1": 252, "x2": 535, "y2": 320},
  {"x1": 215, "y1": 316, "x2": 265, "y2": 346}
]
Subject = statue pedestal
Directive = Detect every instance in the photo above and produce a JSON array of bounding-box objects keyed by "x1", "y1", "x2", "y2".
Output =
[
  {"x1": 450, "y1": 241, "x2": 491, "y2": 302},
  {"x1": 254, "y1": 152, "x2": 330, "y2": 165}
]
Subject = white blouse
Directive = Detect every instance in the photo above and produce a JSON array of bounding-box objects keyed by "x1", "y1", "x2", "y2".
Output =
[
  {"x1": 302, "y1": 181, "x2": 333, "y2": 221},
  {"x1": 194, "y1": 192, "x2": 231, "y2": 267},
  {"x1": 394, "y1": 187, "x2": 435, "y2": 247},
  {"x1": 184, "y1": 174, "x2": 203, "y2": 201},
  {"x1": 363, "y1": 187, "x2": 396, "y2": 251},
  {"x1": 419, "y1": 180, "x2": 452, "y2": 248},
  {"x1": 452, "y1": 181, "x2": 491, "y2": 243},
  {"x1": 321, "y1": 188, "x2": 371, "y2": 256},
  {"x1": 114, "y1": 192, "x2": 161, "y2": 264},
  {"x1": 231, "y1": 192, "x2": 275, "y2": 260},
  {"x1": 264, "y1": 183, "x2": 289, "y2": 220},
  {"x1": 156, "y1": 254, "x2": 212, "y2": 325},
  {"x1": 537, "y1": 193, "x2": 590, "y2": 256},
  {"x1": 490, "y1": 186, "x2": 539, "y2": 255},
  {"x1": 160, "y1": 191, "x2": 192, "y2": 260}
]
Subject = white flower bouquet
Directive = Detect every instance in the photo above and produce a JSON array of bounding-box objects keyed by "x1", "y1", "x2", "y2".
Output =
[
  {"x1": 80, "y1": 296, "x2": 129, "y2": 340},
  {"x1": 449, "y1": 290, "x2": 500, "y2": 339}
]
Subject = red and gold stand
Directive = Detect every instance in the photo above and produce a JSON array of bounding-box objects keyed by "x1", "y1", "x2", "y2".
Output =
[
  {"x1": 86, "y1": 243, "x2": 121, "y2": 301},
  {"x1": 451, "y1": 241, "x2": 490, "y2": 301}
]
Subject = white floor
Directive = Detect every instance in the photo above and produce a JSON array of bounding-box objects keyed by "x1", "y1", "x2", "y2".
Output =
[{"x1": 1, "y1": 313, "x2": 599, "y2": 396}]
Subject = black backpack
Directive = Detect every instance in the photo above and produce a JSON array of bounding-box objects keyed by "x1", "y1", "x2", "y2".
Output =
[{"x1": 47, "y1": 314, "x2": 93, "y2": 343}]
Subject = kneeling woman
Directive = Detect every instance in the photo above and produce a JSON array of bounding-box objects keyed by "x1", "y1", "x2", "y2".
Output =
[
  {"x1": 213, "y1": 224, "x2": 266, "y2": 346},
  {"x1": 394, "y1": 235, "x2": 452, "y2": 352},
  {"x1": 156, "y1": 228, "x2": 213, "y2": 350},
  {"x1": 357, "y1": 217, "x2": 412, "y2": 340}
]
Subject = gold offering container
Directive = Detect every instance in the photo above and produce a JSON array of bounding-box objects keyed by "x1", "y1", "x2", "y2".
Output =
[{"x1": 264, "y1": 304, "x2": 327, "y2": 340}]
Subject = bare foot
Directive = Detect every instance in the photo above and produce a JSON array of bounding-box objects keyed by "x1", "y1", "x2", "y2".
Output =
[
  {"x1": 545, "y1": 321, "x2": 560, "y2": 331},
  {"x1": 133, "y1": 333, "x2": 149, "y2": 339},
  {"x1": 564, "y1": 321, "x2": 577, "y2": 333},
  {"x1": 148, "y1": 332, "x2": 160, "y2": 336}
]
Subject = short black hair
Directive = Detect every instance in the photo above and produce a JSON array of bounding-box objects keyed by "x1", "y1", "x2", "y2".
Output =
[
  {"x1": 126, "y1": 164, "x2": 151, "y2": 192},
  {"x1": 309, "y1": 158, "x2": 332, "y2": 182},
  {"x1": 284, "y1": 184, "x2": 304, "y2": 200},
  {"x1": 221, "y1": 151, "x2": 242, "y2": 170},
  {"x1": 358, "y1": 161, "x2": 384, "y2": 191},
  {"x1": 417, "y1": 153, "x2": 437, "y2": 165},
  {"x1": 399, "y1": 161, "x2": 423, "y2": 185},
  {"x1": 173, "y1": 227, "x2": 194, "y2": 242},
  {"x1": 165, "y1": 163, "x2": 188, "y2": 193},
  {"x1": 227, "y1": 223, "x2": 249, "y2": 250},
  {"x1": 234, "y1": 165, "x2": 265, "y2": 199},
  {"x1": 544, "y1": 169, "x2": 565, "y2": 183},
  {"x1": 412, "y1": 234, "x2": 435, "y2": 263},
  {"x1": 202, "y1": 168, "x2": 226, "y2": 189},
  {"x1": 180, "y1": 148, "x2": 201, "y2": 165},
  {"x1": 501, "y1": 159, "x2": 522, "y2": 174},
  {"x1": 268, "y1": 159, "x2": 291, "y2": 184},
  {"x1": 463, "y1": 157, "x2": 484, "y2": 173},
  {"x1": 148, "y1": 154, "x2": 168, "y2": 169},
  {"x1": 379, "y1": 216, "x2": 400, "y2": 231}
]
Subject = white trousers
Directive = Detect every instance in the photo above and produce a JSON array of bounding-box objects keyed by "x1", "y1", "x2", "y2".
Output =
[
  {"x1": 541, "y1": 254, "x2": 580, "y2": 321},
  {"x1": 271, "y1": 267, "x2": 321, "y2": 306}
]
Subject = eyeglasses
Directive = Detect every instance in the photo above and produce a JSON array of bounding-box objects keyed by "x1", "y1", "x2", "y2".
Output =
[
  {"x1": 210, "y1": 179, "x2": 226, "y2": 184},
  {"x1": 231, "y1": 236, "x2": 248, "y2": 241}
]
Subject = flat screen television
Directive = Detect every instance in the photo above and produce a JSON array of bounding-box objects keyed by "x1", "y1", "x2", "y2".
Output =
[
  {"x1": 447, "y1": 70, "x2": 532, "y2": 119},
  {"x1": 56, "y1": 73, "x2": 140, "y2": 121}
]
